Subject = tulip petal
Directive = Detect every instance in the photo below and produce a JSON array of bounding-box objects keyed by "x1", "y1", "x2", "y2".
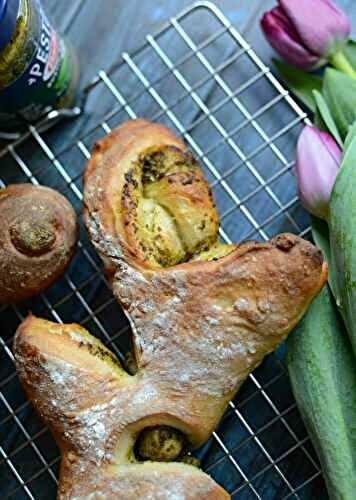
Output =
[
  {"x1": 261, "y1": 8, "x2": 320, "y2": 69},
  {"x1": 280, "y1": 0, "x2": 350, "y2": 57},
  {"x1": 296, "y1": 126, "x2": 341, "y2": 219},
  {"x1": 318, "y1": 129, "x2": 342, "y2": 165}
]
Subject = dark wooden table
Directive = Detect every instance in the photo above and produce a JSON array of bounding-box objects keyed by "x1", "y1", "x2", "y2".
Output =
[
  {"x1": 44, "y1": 0, "x2": 356, "y2": 86},
  {"x1": 1, "y1": 1, "x2": 355, "y2": 499},
  {"x1": 40, "y1": 0, "x2": 356, "y2": 156}
]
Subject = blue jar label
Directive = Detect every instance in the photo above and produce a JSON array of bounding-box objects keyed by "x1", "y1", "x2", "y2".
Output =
[{"x1": 0, "y1": 6, "x2": 74, "y2": 127}]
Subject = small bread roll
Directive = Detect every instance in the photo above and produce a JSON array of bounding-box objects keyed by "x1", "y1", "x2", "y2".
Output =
[{"x1": 0, "y1": 184, "x2": 78, "y2": 304}]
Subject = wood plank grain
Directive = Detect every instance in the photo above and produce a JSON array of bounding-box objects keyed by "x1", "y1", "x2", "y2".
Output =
[
  {"x1": 63, "y1": 0, "x2": 266, "y2": 85},
  {"x1": 36, "y1": 0, "x2": 356, "y2": 145},
  {"x1": 41, "y1": 0, "x2": 85, "y2": 33},
  {"x1": 33, "y1": 1, "x2": 272, "y2": 161}
]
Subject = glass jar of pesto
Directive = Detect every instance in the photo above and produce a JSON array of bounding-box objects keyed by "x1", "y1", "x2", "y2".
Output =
[{"x1": 0, "y1": 0, "x2": 79, "y2": 131}]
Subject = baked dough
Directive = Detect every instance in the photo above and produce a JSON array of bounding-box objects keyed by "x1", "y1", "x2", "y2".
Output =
[
  {"x1": 0, "y1": 184, "x2": 78, "y2": 304},
  {"x1": 14, "y1": 120, "x2": 327, "y2": 499},
  {"x1": 15, "y1": 315, "x2": 230, "y2": 500}
]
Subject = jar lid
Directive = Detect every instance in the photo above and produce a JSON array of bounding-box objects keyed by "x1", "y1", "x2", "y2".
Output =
[{"x1": 0, "y1": 0, "x2": 20, "y2": 52}]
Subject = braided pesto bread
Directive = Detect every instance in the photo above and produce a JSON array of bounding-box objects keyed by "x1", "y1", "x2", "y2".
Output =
[{"x1": 14, "y1": 120, "x2": 327, "y2": 500}]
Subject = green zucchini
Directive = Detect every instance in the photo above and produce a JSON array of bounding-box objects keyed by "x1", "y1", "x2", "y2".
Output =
[{"x1": 286, "y1": 285, "x2": 356, "y2": 500}]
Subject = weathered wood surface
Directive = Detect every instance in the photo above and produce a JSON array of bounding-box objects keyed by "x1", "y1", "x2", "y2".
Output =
[{"x1": 1, "y1": 1, "x2": 356, "y2": 499}]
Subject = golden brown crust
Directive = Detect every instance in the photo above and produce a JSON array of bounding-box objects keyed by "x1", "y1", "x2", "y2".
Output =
[
  {"x1": 14, "y1": 315, "x2": 229, "y2": 500},
  {"x1": 0, "y1": 184, "x2": 78, "y2": 304},
  {"x1": 84, "y1": 119, "x2": 188, "y2": 274},
  {"x1": 14, "y1": 120, "x2": 327, "y2": 499},
  {"x1": 83, "y1": 119, "x2": 220, "y2": 274},
  {"x1": 59, "y1": 463, "x2": 230, "y2": 499}
]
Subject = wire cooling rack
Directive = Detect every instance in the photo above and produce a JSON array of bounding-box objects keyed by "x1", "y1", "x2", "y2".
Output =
[{"x1": 0, "y1": 2, "x2": 327, "y2": 499}]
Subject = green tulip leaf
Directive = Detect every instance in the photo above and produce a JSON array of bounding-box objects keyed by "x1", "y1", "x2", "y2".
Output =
[
  {"x1": 286, "y1": 284, "x2": 356, "y2": 500},
  {"x1": 329, "y1": 136, "x2": 356, "y2": 355},
  {"x1": 311, "y1": 216, "x2": 337, "y2": 298},
  {"x1": 313, "y1": 108, "x2": 328, "y2": 132},
  {"x1": 273, "y1": 59, "x2": 322, "y2": 113},
  {"x1": 343, "y1": 120, "x2": 356, "y2": 155},
  {"x1": 312, "y1": 90, "x2": 343, "y2": 147},
  {"x1": 323, "y1": 68, "x2": 356, "y2": 140},
  {"x1": 344, "y1": 39, "x2": 356, "y2": 70}
]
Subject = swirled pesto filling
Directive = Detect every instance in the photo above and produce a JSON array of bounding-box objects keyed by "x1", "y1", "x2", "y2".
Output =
[{"x1": 124, "y1": 145, "x2": 235, "y2": 268}]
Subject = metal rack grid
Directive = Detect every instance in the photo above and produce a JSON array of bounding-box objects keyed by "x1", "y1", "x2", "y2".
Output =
[{"x1": 0, "y1": 2, "x2": 325, "y2": 499}]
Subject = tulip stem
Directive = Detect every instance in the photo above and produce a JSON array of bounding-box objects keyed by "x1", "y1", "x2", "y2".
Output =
[{"x1": 329, "y1": 51, "x2": 356, "y2": 78}]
